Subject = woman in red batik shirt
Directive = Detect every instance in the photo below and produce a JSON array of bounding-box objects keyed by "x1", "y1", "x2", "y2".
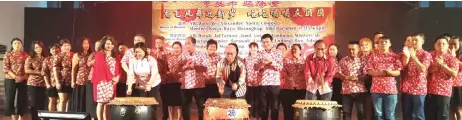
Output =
[
  {"x1": 280, "y1": 44, "x2": 306, "y2": 120},
  {"x1": 70, "y1": 37, "x2": 92, "y2": 112},
  {"x1": 53, "y1": 39, "x2": 74, "y2": 112},
  {"x1": 244, "y1": 42, "x2": 260, "y2": 119},
  {"x1": 160, "y1": 41, "x2": 184, "y2": 120},
  {"x1": 91, "y1": 35, "x2": 120, "y2": 120},
  {"x1": 42, "y1": 44, "x2": 60, "y2": 111},
  {"x1": 449, "y1": 36, "x2": 462, "y2": 120},
  {"x1": 25, "y1": 41, "x2": 48, "y2": 120},
  {"x1": 426, "y1": 36, "x2": 459, "y2": 120},
  {"x1": 3, "y1": 38, "x2": 29, "y2": 120},
  {"x1": 329, "y1": 43, "x2": 343, "y2": 107}
]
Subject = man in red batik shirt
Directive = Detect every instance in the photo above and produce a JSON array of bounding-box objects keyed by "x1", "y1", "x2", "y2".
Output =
[
  {"x1": 304, "y1": 40, "x2": 336, "y2": 100},
  {"x1": 365, "y1": 36, "x2": 402, "y2": 120},
  {"x1": 179, "y1": 37, "x2": 209, "y2": 120},
  {"x1": 337, "y1": 41, "x2": 368, "y2": 120},
  {"x1": 254, "y1": 34, "x2": 283, "y2": 120},
  {"x1": 400, "y1": 33, "x2": 430, "y2": 120}
]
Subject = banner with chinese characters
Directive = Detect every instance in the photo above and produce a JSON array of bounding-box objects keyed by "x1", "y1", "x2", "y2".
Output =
[{"x1": 152, "y1": 1, "x2": 335, "y2": 57}]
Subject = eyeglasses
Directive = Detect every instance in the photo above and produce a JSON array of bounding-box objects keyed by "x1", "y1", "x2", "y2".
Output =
[{"x1": 225, "y1": 52, "x2": 236, "y2": 55}]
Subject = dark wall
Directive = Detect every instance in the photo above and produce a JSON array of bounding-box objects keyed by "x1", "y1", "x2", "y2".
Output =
[
  {"x1": 335, "y1": 1, "x2": 415, "y2": 55},
  {"x1": 24, "y1": 1, "x2": 152, "y2": 52},
  {"x1": 335, "y1": 1, "x2": 462, "y2": 55},
  {"x1": 24, "y1": 2, "x2": 462, "y2": 54},
  {"x1": 414, "y1": 8, "x2": 462, "y2": 51}
]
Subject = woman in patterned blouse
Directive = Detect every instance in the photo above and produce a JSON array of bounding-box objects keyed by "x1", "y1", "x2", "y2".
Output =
[
  {"x1": 3, "y1": 38, "x2": 29, "y2": 120},
  {"x1": 53, "y1": 39, "x2": 74, "y2": 112},
  {"x1": 160, "y1": 41, "x2": 184, "y2": 120},
  {"x1": 42, "y1": 44, "x2": 60, "y2": 111},
  {"x1": 359, "y1": 37, "x2": 375, "y2": 120},
  {"x1": 329, "y1": 43, "x2": 343, "y2": 108},
  {"x1": 280, "y1": 44, "x2": 306, "y2": 120},
  {"x1": 92, "y1": 35, "x2": 121, "y2": 120},
  {"x1": 69, "y1": 38, "x2": 92, "y2": 112},
  {"x1": 449, "y1": 36, "x2": 462, "y2": 120},
  {"x1": 25, "y1": 41, "x2": 48, "y2": 120},
  {"x1": 244, "y1": 42, "x2": 260, "y2": 119}
]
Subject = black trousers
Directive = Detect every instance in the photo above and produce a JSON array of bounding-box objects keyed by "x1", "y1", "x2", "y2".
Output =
[
  {"x1": 246, "y1": 86, "x2": 260, "y2": 118},
  {"x1": 116, "y1": 82, "x2": 127, "y2": 97},
  {"x1": 27, "y1": 86, "x2": 47, "y2": 120},
  {"x1": 259, "y1": 86, "x2": 280, "y2": 120},
  {"x1": 181, "y1": 88, "x2": 206, "y2": 120},
  {"x1": 205, "y1": 83, "x2": 220, "y2": 98},
  {"x1": 280, "y1": 89, "x2": 305, "y2": 120},
  {"x1": 4, "y1": 79, "x2": 28, "y2": 116},
  {"x1": 342, "y1": 93, "x2": 366, "y2": 120},
  {"x1": 425, "y1": 94, "x2": 451, "y2": 120},
  {"x1": 85, "y1": 81, "x2": 97, "y2": 118},
  {"x1": 332, "y1": 78, "x2": 343, "y2": 105},
  {"x1": 69, "y1": 85, "x2": 86, "y2": 112},
  {"x1": 160, "y1": 83, "x2": 182, "y2": 120}
]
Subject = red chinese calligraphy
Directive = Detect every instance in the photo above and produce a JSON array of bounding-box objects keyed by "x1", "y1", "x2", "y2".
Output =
[
  {"x1": 243, "y1": 1, "x2": 254, "y2": 7},
  {"x1": 203, "y1": 1, "x2": 211, "y2": 8},
  {"x1": 227, "y1": 1, "x2": 237, "y2": 7},
  {"x1": 270, "y1": 1, "x2": 280, "y2": 7},
  {"x1": 215, "y1": 1, "x2": 226, "y2": 7},
  {"x1": 256, "y1": 1, "x2": 267, "y2": 7}
]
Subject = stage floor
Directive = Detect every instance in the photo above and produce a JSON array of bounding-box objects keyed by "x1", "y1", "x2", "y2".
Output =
[{"x1": 0, "y1": 109, "x2": 403, "y2": 120}]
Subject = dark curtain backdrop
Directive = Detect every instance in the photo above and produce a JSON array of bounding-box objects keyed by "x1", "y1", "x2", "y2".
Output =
[
  {"x1": 24, "y1": 1, "x2": 462, "y2": 53},
  {"x1": 24, "y1": 1, "x2": 152, "y2": 52},
  {"x1": 21, "y1": 1, "x2": 462, "y2": 119},
  {"x1": 335, "y1": 1, "x2": 462, "y2": 54}
]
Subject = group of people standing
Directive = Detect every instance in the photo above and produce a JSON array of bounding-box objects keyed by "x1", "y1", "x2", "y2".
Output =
[
  {"x1": 3, "y1": 32, "x2": 462, "y2": 120},
  {"x1": 2, "y1": 34, "x2": 245, "y2": 120}
]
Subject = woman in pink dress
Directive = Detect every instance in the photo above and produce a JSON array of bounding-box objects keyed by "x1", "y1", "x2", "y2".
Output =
[{"x1": 91, "y1": 35, "x2": 121, "y2": 120}]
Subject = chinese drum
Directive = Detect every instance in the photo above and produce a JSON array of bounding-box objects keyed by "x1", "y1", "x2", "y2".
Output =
[
  {"x1": 292, "y1": 100, "x2": 342, "y2": 120},
  {"x1": 109, "y1": 97, "x2": 158, "y2": 120},
  {"x1": 204, "y1": 98, "x2": 251, "y2": 120}
]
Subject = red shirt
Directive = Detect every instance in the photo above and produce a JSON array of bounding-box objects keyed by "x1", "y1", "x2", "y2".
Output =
[
  {"x1": 304, "y1": 54, "x2": 336, "y2": 94},
  {"x1": 281, "y1": 57, "x2": 306, "y2": 90},
  {"x1": 204, "y1": 54, "x2": 222, "y2": 84},
  {"x1": 254, "y1": 49, "x2": 283, "y2": 86},
  {"x1": 338, "y1": 56, "x2": 367, "y2": 94},
  {"x1": 91, "y1": 51, "x2": 121, "y2": 83},
  {"x1": 162, "y1": 54, "x2": 182, "y2": 84},
  {"x1": 179, "y1": 51, "x2": 209, "y2": 89},
  {"x1": 428, "y1": 52, "x2": 459, "y2": 96},
  {"x1": 244, "y1": 55, "x2": 260, "y2": 86},
  {"x1": 25, "y1": 56, "x2": 45, "y2": 86},
  {"x1": 400, "y1": 49, "x2": 431, "y2": 95},
  {"x1": 88, "y1": 52, "x2": 96, "y2": 81},
  {"x1": 75, "y1": 52, "x2": 91, "y2": 85},
  {"x1": 153, "y1": 49, "x2": 169, "y2": 83},
  {"x1": 365, "y1": 51, "x2": 402, "y2": 94},
  {"x1": 453, "y1": 56, "x2": 462, "y2": 87},
  {"x1": 53, "y1": 52, "x2": 74, "y2": 86},
  {"x1": 42, "y1": 56, "x2": 59, "y2": 86},
  {"x1": 3, "y1": 51, "x2": 28, "y2": 80}
]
